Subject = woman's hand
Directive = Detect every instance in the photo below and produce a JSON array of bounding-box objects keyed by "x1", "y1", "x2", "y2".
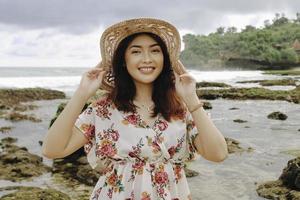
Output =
[
  {"x1": 77, "y1": 62, "x2": 106, "y2": 99},
  {"x1": 174, "y1": 60, "x2": 198, "y2": 103}
]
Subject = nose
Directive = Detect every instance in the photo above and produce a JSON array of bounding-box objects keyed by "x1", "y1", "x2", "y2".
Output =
[{"x1": 142, "y1": 52, "x2": 152, "y2": 63}]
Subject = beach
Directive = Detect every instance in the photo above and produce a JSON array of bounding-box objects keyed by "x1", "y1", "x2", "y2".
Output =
[{"x1": 0, "y1": 67, "x2": 299, "y2": 200}]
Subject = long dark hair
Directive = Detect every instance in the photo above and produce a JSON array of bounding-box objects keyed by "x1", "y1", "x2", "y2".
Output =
[{"x1": 107, "y1": 32, "x2": 186, "y2": 121}]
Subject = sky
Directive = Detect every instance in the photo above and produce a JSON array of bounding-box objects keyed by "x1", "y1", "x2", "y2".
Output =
[{"x1": 0, "y1": 0, "x2": 299, "y2": 67}]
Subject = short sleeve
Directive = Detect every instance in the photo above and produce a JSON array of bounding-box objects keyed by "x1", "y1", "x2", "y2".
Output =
[
  {"x1": 74, "y1": 104, "x2": 95, "y2": 144},
  {"x1": 75, "y1": 104, "x2": 95, "y2": 156},
  {"x1": 185, "y1": 111, "x2": 199, "y2": 161},
  {"x1": 74, "y1": 94, "x2": 112, "y2": 170}
]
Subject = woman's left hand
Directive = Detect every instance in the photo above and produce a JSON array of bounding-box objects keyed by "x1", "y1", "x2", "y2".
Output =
[{"x1": 174, "y1": 60, "x2": 198, "y2": 103}]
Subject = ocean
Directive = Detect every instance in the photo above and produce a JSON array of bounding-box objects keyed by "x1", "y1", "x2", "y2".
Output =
[{"x1": 0, "y1": 67, "x2": 288, "y2": 97}]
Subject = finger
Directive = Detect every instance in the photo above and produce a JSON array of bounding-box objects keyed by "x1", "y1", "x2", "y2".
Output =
[
  {"x1": 176, "y1": 60, "x2": 187, "y2": 75},
  {"x1": 96, "y1": 70, "x2": 106, "y2": 80},
  {"x1": 179, "y1": 73, "x2": 196, "y2": 82},
  {"x1": 173, "y1": 70, "x2": 180, "y2": 84},
  {"x1": 88, "y1": 68, "x2": 105, "y2": 76},
  {"x1": 95, "y1": 61, "x2": 103, "y2": 69}
]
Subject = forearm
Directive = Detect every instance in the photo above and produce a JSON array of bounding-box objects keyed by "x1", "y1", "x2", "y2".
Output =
[
  {"x1": 185, "y1": 95, "x2": 228, "y2": 162},
  {"x1": 42, "y1": 88, "x2": 89, "y2": 156}
]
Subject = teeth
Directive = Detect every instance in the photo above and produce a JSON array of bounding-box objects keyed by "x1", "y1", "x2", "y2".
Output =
[{"x1": 139, "y1": 67, "x2": 154, "y2": 71}]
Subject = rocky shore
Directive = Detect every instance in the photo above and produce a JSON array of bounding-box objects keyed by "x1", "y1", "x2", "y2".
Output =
[{"x1": 0, "y1": 76, "x2": 299, "y2": 199}]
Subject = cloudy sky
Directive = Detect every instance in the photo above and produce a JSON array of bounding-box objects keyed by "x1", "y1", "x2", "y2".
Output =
[{"x1": 0, "y1": 0, "x2": 299, "y2": 67}]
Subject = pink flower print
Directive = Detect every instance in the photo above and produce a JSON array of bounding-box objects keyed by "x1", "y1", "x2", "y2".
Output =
[
  {"x1": 107, "y1": 173, "x2": 117, "y2": 186},
  {"x1": 96, "y1": 98, "x2": 110, "y2": 107},
  {"x1": 126, "y1": 114, "x2": 139, "y2": 125},
  {"x1": 80, "y1": 124, "x2": 95, "y2": 140},
  {"x1": 132, "y1": 161, "x2": 144, "y2": 175},
  {"x1": 99, "y1": 142, "x2": 116, "y2": 157},
  {"x1": 141, "y1": 191, "x2": 151, "y2": 200},
  {"x1": 173, "y1": 165, "x2": 182, "y2": 181},
  {"x1": 154, "y1": 171, "x2": 169, "y2": 185},
  {"x1": 157, "y1": 187, "x2": 165, "y2": 197},
  {"x1": 128, "y1": 151, "x2": 136, "y2": 158},
  {"x1": 157, "y1": 120, "x2": 168, "y2": 131},
  {"x1": 132, "y1": 161, "x2": 144, "y2": 170},
  {"x1": 110, "y1": 130, "x2": 119, "y2": 141},
  {"x1": 168, "y1": 146, "x2": 176, "y2": 158},
  {"x1": 107, "y1": 188, "x2": 113, "y2": 199}
]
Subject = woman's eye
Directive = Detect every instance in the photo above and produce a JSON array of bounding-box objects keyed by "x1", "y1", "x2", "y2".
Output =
[
  {"x1": 132, "y1": 50, "x2": 140, "y2": 54},
  {"x1": 152, "y1": 49, "x2": 161, "y2": 53}
]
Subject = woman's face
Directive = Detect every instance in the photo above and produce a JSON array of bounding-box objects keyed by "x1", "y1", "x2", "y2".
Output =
[{"x1": 124, "y1": 34, "x2": 164, "y2": 86}]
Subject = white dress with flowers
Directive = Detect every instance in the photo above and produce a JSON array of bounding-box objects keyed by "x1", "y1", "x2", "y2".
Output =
[{"x1": 75, "y1": 94, "x2": 199, "y2": 200}]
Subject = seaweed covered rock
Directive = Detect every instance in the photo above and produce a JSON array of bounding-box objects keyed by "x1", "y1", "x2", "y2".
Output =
[
  {"x1": 4, "y1": 111, "x2": 42, "y2": 122},
  {"x1": 0, "y1": 186, "x2": 70, "y2": 200},
  {"x1": 197, "y1": 87, "x2": 300, "y2": 103},
  {"x1": 0, "y1": 137, "x2": 51, "y2": 181},
  {"x1": 52, "y1": 149, "x2": 100, "y2": 186},
  {"x1": 237, "y1": 79, "x2": 297, "y2": 86},
  {"x1": 196, "y1": 81, "x2": 231, "y2": 88},
  {"x1": 225, "y1": 137, "x2": 253, "y2": 154},
  {"x1": 267, "y1": 111, "x2": 288, "y2": 120},
  {"x1": 0, "y1": 88, "x2": 66, "y2": 122},
  {"x1": 257, "y1": 157, "x2": 300, "y2": 199},
  {"x1": 233, "y1": 119, "x2": 248, "y2": 123},
  {"x1": 0, "y1": 88, "x2": 66, "y2": 107},
  {"x1": 279, "y1": 157, "x2": 300, "y2": 190}
]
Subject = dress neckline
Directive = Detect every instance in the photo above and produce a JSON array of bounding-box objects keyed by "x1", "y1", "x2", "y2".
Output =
[
  {"x1": 110, "y1": 100, "x2": 161, "y2": 130},
  {"x1": 134, "y1": 111, "x2": 161, "y2": 129}
]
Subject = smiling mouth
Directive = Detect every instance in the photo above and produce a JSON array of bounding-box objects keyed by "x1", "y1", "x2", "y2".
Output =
[{"x1": 138, "y1": 67, "x2": 155, "y2": 72}]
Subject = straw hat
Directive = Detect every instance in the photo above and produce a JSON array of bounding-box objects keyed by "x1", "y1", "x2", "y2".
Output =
[{"x1": 99, "y1": 17, "x2": 186, "y2": 91}]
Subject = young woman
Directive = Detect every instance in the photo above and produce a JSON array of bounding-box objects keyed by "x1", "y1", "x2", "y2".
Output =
[{"x1": 42, "y1": 18, "x2": 228, "y2": 200}]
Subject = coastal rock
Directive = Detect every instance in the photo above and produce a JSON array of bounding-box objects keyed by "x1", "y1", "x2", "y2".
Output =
[
  {"x1": 0, "y1": 88, "x2": 65, "y2": 123},
  {"x1": 4, "y1": 111, "x2": 42, "y2": 122},
  {"x1": 237, "y1": 79, "x2": 297, "y2": 86},
  {"x1": 0, "y1": 137, "x2": 51, "y2": 182},
  {"x1": 184, "y1": 168, "x2": 200, "y2": 177},
  {"x1": 225, "y1": 137, "x2": 253, "y2": 154},
  {"x1": 279, "y1": 157, "x2": 300, "y2": 190},
  {"x1": 197, "y1": 87, "x2": 300, "y2": 103},
  {"x1": 196, "y1": 81, "x2": 231, "y2": 88},
  {"x1": 256, "y1": 157, "x2": 300, "y2": 199},
  {"x1": 0, "y1": 88, "x2": 66, "y2": 107},
  {"x1": 233, "y1": 119, "x2": 248, "y2": 123},
  {"x1": 0, "y1": 126, "x2": 13, "y2": 134},
  {"x1": 229, "y1": 107, "x2": 240, "y2": 110},
  {"x1": 203, "y1": 101, "x2": 212, "y2": 109},
  {"x1": 13, "y1": 104, "x2": 38, "y2": 112},
  {"x1": 267, "y1": 111, "x2": 288, "y2": 120},
  {"x1": 0, "y1": 186, "x2": 70, "y2": 200},
  {"x1": 52, "y1": 150, "x2": 100, "y2": 186}
]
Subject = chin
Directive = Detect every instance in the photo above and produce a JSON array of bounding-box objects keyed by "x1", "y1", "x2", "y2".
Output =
[{"x1": 131, "y1": 73, "x2": 160, "y2": 84}]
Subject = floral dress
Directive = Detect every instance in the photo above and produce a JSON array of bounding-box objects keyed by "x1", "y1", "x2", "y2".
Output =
[{"x1": 75, "y1": 94, "x2": 199, "y2": 200}]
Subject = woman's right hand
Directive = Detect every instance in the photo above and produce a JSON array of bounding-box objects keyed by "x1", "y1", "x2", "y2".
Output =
[{"x1": 77, "y1": 62, "x2": 107, "y2": 99}]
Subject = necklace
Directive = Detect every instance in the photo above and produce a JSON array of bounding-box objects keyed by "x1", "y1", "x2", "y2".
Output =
[{"x1": 133, "y1": 100, "x2": 155, "y2": 112}]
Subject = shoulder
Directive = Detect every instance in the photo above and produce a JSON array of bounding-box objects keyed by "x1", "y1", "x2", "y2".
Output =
[{"x1": 90, "y1": 91, "x2": 114, "y2": 109}]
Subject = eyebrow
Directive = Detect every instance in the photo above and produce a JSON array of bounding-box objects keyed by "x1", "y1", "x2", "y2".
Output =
[{"x1": 129, "y1": 43, "x2": 160, "y2": 49}]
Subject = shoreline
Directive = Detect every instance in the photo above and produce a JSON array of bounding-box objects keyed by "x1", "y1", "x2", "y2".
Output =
[{"x1": 0, "y1": 76, "x2": 300, "y2": 199}]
